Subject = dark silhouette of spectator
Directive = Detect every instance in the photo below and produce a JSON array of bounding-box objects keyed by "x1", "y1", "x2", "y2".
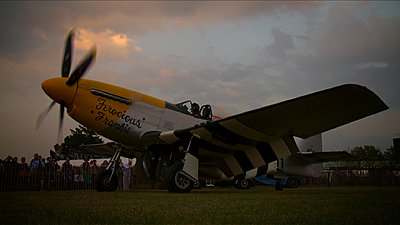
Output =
[
  {"x1": 45, "y1": 157, "x2": 59, "y2": 190},
  {"x1": 29, "y1": 153, "x2": 44, "y2": 191},
  {"x1": 73, "y1": 166, "x2": 84, "y2": 189},
  {"x1": 17, "y1": 157, "x2": 29, "y2": 191},
  {"x1": 100, "y1": 160, "x2": 108, "y2": 171},
  {"x1": 123, "y1": 160, "x2": 134, "y2": 190},
  {"x1": 90, "y1": 160, "x2": 98, "y2": 189},
  {"x1": 44, "y1": 157, "x2": 52, "y2": 190},
  {"x1": 81, "y1": 157, "x2": 90, "y2": 188},
  {"x1": 10, "y1": 157, "x2": 19, "y2": 190},
  {"x1": 117, "y1": 159, "x2": 123, "y2": 190},
  {"x1": 2, "y1": 156, "x2": 14, "y2": 191},
  {"x1": 61, "y1": 158, "x2": 72, "y2": 190}
]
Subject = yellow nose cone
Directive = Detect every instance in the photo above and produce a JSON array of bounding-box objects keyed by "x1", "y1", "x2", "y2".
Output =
[{"x1": 42, "y1": 77, "x2": 77, "y2": 108}]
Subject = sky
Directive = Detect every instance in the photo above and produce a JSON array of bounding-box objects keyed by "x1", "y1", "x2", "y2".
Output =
[{"x1": 0, "y1": 1, "x2": 399, "y2": 159}]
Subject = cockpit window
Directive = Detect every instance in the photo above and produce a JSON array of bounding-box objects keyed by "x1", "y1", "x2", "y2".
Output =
[
  {"x1": 200, "y1": 105, "x2": 212, "y2": 120},
  {"x1": 175, "y1": 100, "x2": 192, "y2": 114},
  {"x1": 174, "y1": 100, "x2": 212, "y2": 120}
]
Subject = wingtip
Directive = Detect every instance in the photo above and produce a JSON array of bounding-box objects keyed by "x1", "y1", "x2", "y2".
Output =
[{"x1": 66, "y1": 28, "x2": 75, "y2": 39}]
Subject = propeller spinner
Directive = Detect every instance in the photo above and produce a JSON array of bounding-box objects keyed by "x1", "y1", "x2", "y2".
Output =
[{"x1": 36, "y1": 30, "x2": 96, "y2": 142}]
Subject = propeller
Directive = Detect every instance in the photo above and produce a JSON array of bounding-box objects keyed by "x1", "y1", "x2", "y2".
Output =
[{"x1": 36, "y1": 29, "x2": 96, "y2": 143}]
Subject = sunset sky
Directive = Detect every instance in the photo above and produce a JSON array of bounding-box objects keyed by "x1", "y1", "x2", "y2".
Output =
[{"x1": 0, "y1": 1, "x2": 399, "y2": 159}]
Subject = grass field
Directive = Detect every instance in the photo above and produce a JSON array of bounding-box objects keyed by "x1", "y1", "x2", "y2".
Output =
[{"x1": 0, "y1": 186, "x2": 399, "y2": 225}]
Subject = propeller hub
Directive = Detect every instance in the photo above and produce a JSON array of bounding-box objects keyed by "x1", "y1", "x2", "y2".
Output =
[{"x1": 42, "y1": 77, "x2": 77, "y2": 108}]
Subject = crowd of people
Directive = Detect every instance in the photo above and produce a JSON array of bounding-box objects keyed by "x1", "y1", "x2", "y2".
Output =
[{"x1": 0, "y1": 153, "x2": 138, "y2": 191}]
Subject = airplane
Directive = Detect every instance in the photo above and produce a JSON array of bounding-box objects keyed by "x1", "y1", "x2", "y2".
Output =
[
  {"x1": 255, "y1": 134, "x2": 351, "y2": 190},
  {"x1": 37, "y1": 30, "x2": 388, "y2": 193}
]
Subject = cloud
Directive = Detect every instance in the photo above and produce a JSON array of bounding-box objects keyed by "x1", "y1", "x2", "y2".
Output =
[
  {"x1": 211, "y1": 80, "x2": 244, "y2": 98},
  {"x1": 149, "y1": 55, "x2": 162, "y2": 61},
  {"x1": 16, "y1": 2, "x2": 319, "y2": 36},
  {"x1": 256, "y1": 3, "x2": 400, "y2": 100},
  {"x1": 133, "y1": 66, "x2": 189, "y2": 88},
  {"x1": 134, "y1": 46, "x2": 143, "y2": 52},
  {"x1": 303, "y1": 4, "x2": 400, "y2": 70},
  {"x1": 75, "y1": 28, "x2": 142, "y2": 60}
]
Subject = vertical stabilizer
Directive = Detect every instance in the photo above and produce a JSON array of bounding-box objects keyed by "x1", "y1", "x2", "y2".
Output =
[{"x1": 298, "y1": 134, "x2": 322, "y2": 153}]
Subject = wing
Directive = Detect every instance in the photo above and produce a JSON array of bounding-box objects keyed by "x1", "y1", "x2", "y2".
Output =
[
  {"x1": 291, "y1": 151, "x2": 353, "y2": 164},
  {"x1": 223, "y1": 84, "x2": 388, "y2": 139},
  {"x1": 143, "y1": 84, "x2": 388, "y2": 178}
]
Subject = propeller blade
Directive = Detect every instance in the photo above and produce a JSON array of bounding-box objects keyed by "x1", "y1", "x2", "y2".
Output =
[
  {"x1": 36, "y1": 101, "x2": 56, "y2": 130},
  {"x1": 66, "y1": 46, "x2": 96, "y2": 86},
  {"x1": 58, "y1": 103, "x2": 65, "y2": 143},
  {"x1": 62, "y1": 30, "x2": 74, "y2": 78}
]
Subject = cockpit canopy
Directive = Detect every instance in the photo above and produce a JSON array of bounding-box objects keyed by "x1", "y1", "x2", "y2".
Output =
[{"x1": 175, "y1": 100, "x2": 213, "y2": 120}]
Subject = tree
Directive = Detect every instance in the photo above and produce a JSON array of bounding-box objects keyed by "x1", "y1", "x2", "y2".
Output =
[
  {"x1": 384, "y1": 146, "x2": 400, "y2": 168},
  {"x1": 64, "y1": 125, "x2": 103, "y2": 148},
  {"x1": 350, "y1": 145, "x2": 384, "y2": 168},
  {"x1": 51, "y1": 125, "x2": 104, "y2": 159}
]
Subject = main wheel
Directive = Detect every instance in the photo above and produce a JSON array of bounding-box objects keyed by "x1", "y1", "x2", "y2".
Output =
[
  {"x1": 165, "y1": 163, "x2": 193, "y2": 193},
  {"x1": 95, "y1": 170, "x2": 118, "y2": 192}
]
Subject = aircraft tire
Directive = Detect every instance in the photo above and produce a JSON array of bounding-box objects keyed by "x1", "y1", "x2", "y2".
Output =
[
  {"x1": 165, "y1": 163, "x2": 193, "y2": 193},
  {"x1": 235, "y1": 179, "x2": 250, "y2": 189},
  {"x1": 95, "y1": 170, "x2": 118, "y2": 192},
  {"x1": 285, "y1": 177, "x2": 299, "y2": 188}
]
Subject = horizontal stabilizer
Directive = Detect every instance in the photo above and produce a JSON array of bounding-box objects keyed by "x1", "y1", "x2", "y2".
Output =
[{"x1": 292, "y1": 151, "x2": 353, "y2": 164}]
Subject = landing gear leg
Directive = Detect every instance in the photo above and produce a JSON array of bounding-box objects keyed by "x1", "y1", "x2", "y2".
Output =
[
  {"x1": 95, "y1": 145, "x2": 122, "y2": 192},
  {"x1": 275, "y1": 179, "x2": 283, "y2": 191},
  {"x1": 165, "y1": 135, "x2": 200, "y2": 193},
  {"x1": 181, "y1": 135, "x2": 200, "y2": 184}
]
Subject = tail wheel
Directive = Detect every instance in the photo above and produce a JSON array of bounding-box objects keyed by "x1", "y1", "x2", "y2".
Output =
[
  {"x1": 165, "y1": 163, "x2": 193, "y2": 193},
  {"x1": 286, "y1": 177, "x2": 300, "y2": 188},
  {"x1": 95, "y1": 170, "x2": 118, "y2": 192},
  {"x1": 235, "y1": 179, "x2": 250, "y2": 189}
]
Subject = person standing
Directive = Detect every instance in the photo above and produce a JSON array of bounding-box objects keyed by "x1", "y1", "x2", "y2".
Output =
[
  {"x1": 29, "y1": 153, "x2": 44, "y2": 190},
  {"x1": 81, "y1": 157, "x2": 90, "y2": 189},
  {"x1": 89, "y1": 160, "x2": 98, "y2": 189},
  {"x1": 17, "y1": 157, "x2": 29, "y2": 191},
  {"x1": 123, "y1": 160, "x2": 134, "y2": 190},
  {"x1": 117, "y1": 159, "x2": 123, "y2": 190},
  {"x1": 61, "y1": 158, "x2": 72, "y2": 190}
]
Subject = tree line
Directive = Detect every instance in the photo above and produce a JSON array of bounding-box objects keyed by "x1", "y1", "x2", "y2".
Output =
[{"x1": 327, "y1": 144, "x2": 400, "y2": 169}]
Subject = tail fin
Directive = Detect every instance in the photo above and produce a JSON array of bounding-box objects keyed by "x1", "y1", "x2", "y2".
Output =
[{"x1": 298, "y1": 134, "x2": 322, "y2": 153}]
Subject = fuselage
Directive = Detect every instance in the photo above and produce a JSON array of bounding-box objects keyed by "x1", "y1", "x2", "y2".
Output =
[{"x1": 42, "y1": 77, "x2": 206, "y2": 149}]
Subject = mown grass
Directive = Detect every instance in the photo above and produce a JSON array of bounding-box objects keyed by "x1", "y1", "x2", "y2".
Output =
[{"x1": 0, "y1": 186, "x2": 399, "y2": 225}]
